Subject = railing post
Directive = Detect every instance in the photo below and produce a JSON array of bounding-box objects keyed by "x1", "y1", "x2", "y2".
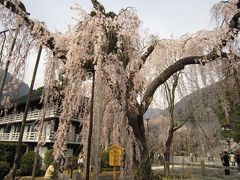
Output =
[
  {"x1": 29, "y1": 110, "x2": 32, "y2": 120},
  {"x1": 26, "y1": 132, "x2": 28, "y2": 141},
  {"x1": 9, "y1": 132, "x2": 12, "y2": 141}
]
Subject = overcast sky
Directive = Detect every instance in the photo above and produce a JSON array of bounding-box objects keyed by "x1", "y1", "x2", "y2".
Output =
[{"x1": 20, "y1": 0, "x2": 219, "y2": 88}]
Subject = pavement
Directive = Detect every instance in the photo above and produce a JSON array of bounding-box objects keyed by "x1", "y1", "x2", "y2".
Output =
[{"x1": 152, "y1": 165, "x2": 240, "y2": 179}]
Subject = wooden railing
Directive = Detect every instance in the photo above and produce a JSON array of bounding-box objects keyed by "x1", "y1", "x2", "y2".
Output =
[
  {"x1": 0, "y1": 132, "x2": 81, "y2": 144},
  {"x1": 0, "y1": 108, "x2": 81, "y2": 125}
]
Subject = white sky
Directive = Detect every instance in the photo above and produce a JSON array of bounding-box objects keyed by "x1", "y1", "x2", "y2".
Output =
[{"x1": 21, "y1": 0, "x2": 220, "y2": 88}]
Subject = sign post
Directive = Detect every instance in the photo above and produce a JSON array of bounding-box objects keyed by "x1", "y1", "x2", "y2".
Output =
[
  {"x1": 108, "y1": 145, "x2": 124, "y2": 180},
  {"x1": 113, "y1": 166, "x2": 116, "y2": 180}
]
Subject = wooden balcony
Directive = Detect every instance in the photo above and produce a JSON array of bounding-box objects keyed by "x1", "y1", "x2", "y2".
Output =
[
  {"x1": 0, "y1": 132, "x2": 81, "y2": 144},
  {"x1": 0, "y1": 108, "x2": 80, "y2": 125}
]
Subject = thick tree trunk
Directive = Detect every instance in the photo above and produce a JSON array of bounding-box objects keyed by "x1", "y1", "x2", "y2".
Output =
[
  {"x1": 137, "y1": 143, "x2": 152, "y2": 180},
  {"x1": 164, "y1": 129, "x2": 174, "y2": 178},
  {"x1": 128, "y1": 113, "x2": 153, "y2": 180}
]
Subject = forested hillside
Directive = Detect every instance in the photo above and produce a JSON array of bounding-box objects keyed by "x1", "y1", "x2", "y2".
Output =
[
  {"x1": 173, "y1": 78, "x2": 240, "y2": 142},
  {"x1": 0, "y1": 69, "x2": 29, "y2": 99}
]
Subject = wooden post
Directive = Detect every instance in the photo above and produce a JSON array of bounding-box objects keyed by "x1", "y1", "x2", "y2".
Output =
[
  {"x1": 86, "y1": 69, "x2": 95, "y2": 180},
  {"x1": 200, "y1": 159, "x2": 206, "y2": 176},
  {"x1": 113, "y1": 166, "x2": 116, "y2": 180},
  {"x1": 94, "y1": 62, "x2": 104, "y2": 180},
  {"x1": 11, "y1": 45, "x2": 42, "y2": 180},
  {"x1": 0, "y1": 26, "x2": 20, "y2": 99}
]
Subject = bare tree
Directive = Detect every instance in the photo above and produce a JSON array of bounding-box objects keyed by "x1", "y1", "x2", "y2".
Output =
[{"x1": 162, "y1": 73, "x2": 187, "y2": 177}]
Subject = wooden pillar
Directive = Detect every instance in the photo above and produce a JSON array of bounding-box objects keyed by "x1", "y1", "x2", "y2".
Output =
[{"x1": 11, "y1": 45, "x2": 42, "y2": 180}]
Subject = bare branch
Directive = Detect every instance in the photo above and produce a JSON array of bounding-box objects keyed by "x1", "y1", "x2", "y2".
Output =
[
  {"x1": 173, "y1": 120, "x2": 187, "y2": 132},
  {"x1": 171, "y1": 73, "x2": 180, "y2": 98},
  {"x1": 164, "y1": 82, "x2": 171, "y2": 106}
]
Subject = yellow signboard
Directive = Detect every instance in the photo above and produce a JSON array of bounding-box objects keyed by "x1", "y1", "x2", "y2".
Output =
[{"x1": 108, "y1": 145, "x2": 124, "y2": 167}]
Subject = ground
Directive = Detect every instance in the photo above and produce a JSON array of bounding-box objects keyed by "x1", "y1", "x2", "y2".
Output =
[
  {"x1": 17, "y1": 165, "x2": 240, "y2": 180},
  {"x1": 154, "y1": 165, "x2": 240, "y2": 180}
]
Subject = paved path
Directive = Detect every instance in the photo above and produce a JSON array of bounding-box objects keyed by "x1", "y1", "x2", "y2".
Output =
[{"x1": 153, "y1": 165, "x2": 240, "y2": 179}]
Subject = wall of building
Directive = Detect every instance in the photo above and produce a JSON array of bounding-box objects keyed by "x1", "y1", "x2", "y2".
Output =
[
  {"x1": 0, "y1": 104, "x2": 82, "y2": 162},
  {"x1": 35, "y1": 146, "x2": 48, "y2": 158}
]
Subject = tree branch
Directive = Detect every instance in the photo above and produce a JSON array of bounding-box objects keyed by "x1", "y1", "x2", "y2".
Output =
[
  {"x1": 173, "y1": 120, "x2": 187, "y2": 132},
  {"x1": 141, "y1": 44, "x2": 155, "y2": 63},
  {"x1": 91, "y1": 0, "x2": 105, "y2": 14},
  {"x1": 127, "y1": 43, "x2": 155, "y2": 95},
  {"x1": 229, "y1": 0, "x2": 240, "y2": 28},
  {"x1": 230, "y1": 12, "x2": 240, "y2": 29},
  {"x1": 0, "y1": 0, "x2": 67, "y2": 60},
  {"x1": 141, "y1": 4, "x2": 240, "y2": 113},
  {"x1": 136, "y1": 43, "x2": 156, "y2": 74},
  {"x1": 141, "y1": 54, "x2": 219, "y2": 113}
]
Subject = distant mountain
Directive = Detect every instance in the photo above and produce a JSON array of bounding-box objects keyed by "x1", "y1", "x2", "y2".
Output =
[
  {"x1": 143, "y1": 82, "x2": 222, "y2": 121},
  {"x1": 164, "y1": 78, "x2": 240, "y2": 142},
  {"x1": 143, "y1": 108, "x2": 165, "y2": 120},
  {"x1": 0, "y1": 69, "x2": 29, "y2": 98},
  {"x1": 144, "y1": 82, "x2": 224, "y2": 122},
  {"x1": 172, "y1": 79, "x2": 239, "y2": 121},
  {"x1": 174, "y1": 82, "x2": 220, "y2": 119}
]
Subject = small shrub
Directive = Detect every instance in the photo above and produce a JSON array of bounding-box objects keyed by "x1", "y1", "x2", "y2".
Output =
[
  {"x1": 0, "y1": 161, "x2": 10, "y2": 179},
  {"x1": 0, "y1": 142, "x2": 27, "y2": 165},
  {"x1": 20, "y1": 151, "x2": 42, "y2": 176},
  {"x1": 100, "y1": 150, "x2": 110, "y2": 168},
  {"x1": 16, "y1": 169, "x2": 21, "y2": 176},
  {"x1": 43, "y1": 149, "x2": 54, "y2": 168}
]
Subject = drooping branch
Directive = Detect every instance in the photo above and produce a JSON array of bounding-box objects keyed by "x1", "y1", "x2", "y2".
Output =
[
  {"x1": 0, "y1": 0, "x2": 29, "y2": 21},
  {"x1": 141, "y1": 1, "x2": 240, "y2": 113},
  {"x1": 141, "y1": 43, "x2": 238, "y2": 114},
  {"x1": 0, "y1": 0, "x2": 67, "y2": 60}
]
